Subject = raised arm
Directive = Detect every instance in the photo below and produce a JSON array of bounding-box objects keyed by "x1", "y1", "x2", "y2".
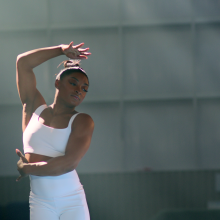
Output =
[
  {"x1": 16, "y1": 114, "x2": 94, "y2": 180},
  {"x1": 16, "y1": 42, "x2": 89, "y2": 107},
  {"x1": 16, "y1": 42, "x2": 90, "y2": 131},
  {"x1": 17, "y1": 46, "x2": 60, "y2": 103}
]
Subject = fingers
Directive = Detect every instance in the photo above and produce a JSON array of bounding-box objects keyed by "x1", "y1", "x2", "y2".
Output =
[
  {"x1": 82, "y1": 52, "x2": 91, "y2": 56},
  {"x1": 78, "y1": 47, "x2": 90, "y2": 52},
  {"x1": 78, "y1": 50, "x2": 91, "y2": 59},
  {"x1": 78, "y1": 55, "x2": 91, "y2": 59},
  {"x1": 68, "y1": 41, "x2": 74, "y2": 49},
  {"x1": 16, "y1": 149, "x2": 23, "y2": 157},
  {"x1": 16, "y1": 175, "x2": 22, "y2": 182},
  {"x1": 16, "y1": 149, "x2": 28, "y2": 163},
  {"x1": 74, "y1": 42, "x2": 84, "y2": 49},
  {"x1": 66, "y1": 52, "x2": 91, "y2": 60},
  {"x1": 16, "y1": 149, "x2": 24, "y2": 158},
  {"x1": 65, "y1": 42, "x2": 91, "y2": 59},
  {"x1": 78, "y1": 56, "x2": 87, "y2": 60}
]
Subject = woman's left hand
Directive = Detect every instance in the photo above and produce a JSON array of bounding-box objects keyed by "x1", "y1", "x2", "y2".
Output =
[
  {"x1": 61, "y1": 42, "x2": 91, "y2": 59},
  {"x1": 16, "y1": 149, "x2": 28, "y2": 182}
]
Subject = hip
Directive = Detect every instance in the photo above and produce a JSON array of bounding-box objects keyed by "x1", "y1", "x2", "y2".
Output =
[
  {"x1": 30, "y1": 170, "x2": 82, "y2": 197},
  {"x1": 29, "y1": 186, "x2": 90, "y2": 220}
]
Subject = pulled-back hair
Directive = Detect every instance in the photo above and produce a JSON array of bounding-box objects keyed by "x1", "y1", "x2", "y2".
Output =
[{"x1": 56, "y1": 59, "x2": 88, "y2": 82}]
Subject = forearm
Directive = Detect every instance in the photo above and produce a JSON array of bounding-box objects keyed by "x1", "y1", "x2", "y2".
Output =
[
  {"x1": 24, "y1": 155, "x2": 78, "y2": 176},
  {"x1": 17, "y1": 45, "x2": 64, "y2": 70}
]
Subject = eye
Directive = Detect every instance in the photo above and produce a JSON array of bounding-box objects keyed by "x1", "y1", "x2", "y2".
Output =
[
  {"x1": 70, "y1": 82, "x2": 76, "y2": 86},
  {"x1": 83, "y1": 89, "x2": 88, "y2": 92}
]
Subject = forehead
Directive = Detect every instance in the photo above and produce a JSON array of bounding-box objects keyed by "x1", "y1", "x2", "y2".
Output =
[{"x1": 65, "y1": 72, "x2": 89, "y2": 84}]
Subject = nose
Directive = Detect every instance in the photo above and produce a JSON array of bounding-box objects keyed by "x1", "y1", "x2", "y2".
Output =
[{"x1": 75, "y1": 87, "x2": 81, "y2": 95}]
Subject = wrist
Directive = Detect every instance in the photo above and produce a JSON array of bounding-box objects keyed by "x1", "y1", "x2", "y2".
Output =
[
  {"x1": 25, "y1": 161, "x2": 48, "y2": 175},
  {"x1": 23, "y1": 163, "x2": 31, "y2": 175},
  {"x1": 59, "y1": 44, "x2": 65, "y2": 55}
]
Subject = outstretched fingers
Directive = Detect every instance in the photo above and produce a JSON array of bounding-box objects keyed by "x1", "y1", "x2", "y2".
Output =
[
  {"x1": 64, "y1": 41, "x2": 91, "y2": 59},
  {"x1": 16, "y1": 149, "x2": 23, "y2": 157},
  {"x1": 78, "y1": 49, "x2": 91, "y2": 59},
  {"x1": 68, "y1": 41, "x2": 74, "y2": 48},
  {"x1": 74, "y1": 42, "x2": 85, "y2": 49},
  {"x1": 15, "y1": 149, "x2": 28, "y2": 163},
  {"x1": 78, "y1": 55, "x2": 88, "y2": 59},
  {"x1": 78, "y1": 47, "x2": 90, "y2": 52}
]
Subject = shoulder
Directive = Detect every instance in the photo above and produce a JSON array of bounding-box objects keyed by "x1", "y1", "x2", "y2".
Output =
[{"x1": 71, "y1": 113, "x2": 94, "y2": 135}]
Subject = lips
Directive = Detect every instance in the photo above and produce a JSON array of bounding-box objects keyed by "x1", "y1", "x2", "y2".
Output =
[{"x1": 71, "y1": 94, "x2": 80, "y2": 100}]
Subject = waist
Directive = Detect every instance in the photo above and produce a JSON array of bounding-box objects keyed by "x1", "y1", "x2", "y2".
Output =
[{"x1": 29, "y1": 170, "x2": 82, "y2": 197}]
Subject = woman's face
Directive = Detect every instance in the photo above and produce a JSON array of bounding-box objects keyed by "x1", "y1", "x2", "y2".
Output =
[{"x1": 56, "y1": 71, "x2": 89, "y2": 107}]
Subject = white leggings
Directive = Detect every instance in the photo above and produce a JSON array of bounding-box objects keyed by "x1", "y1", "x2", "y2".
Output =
[
  {"x1": 29, "y1": 187, "x2": 90, "y2": 220},
  {"x1": 29, "y1": 171, "x2": 90, "y2": 220}
]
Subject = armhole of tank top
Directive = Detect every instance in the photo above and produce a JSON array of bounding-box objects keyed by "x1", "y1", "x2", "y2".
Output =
[
  {"x1": 68, "y1": 113, "x2": 81, "y2": 128},
  {"x1": 34, "y1": 104, "x2": 47, "y2": 116}
]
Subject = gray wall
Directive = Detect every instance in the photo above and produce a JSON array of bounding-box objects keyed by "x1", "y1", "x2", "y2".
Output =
[{"x1": 1, "y1": 0, "x2": 220, "y2": 175}]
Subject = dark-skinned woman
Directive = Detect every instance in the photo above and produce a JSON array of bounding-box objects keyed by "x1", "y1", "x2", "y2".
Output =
[{"x1": 15, "y1": 41, "x2": 94, "y2": 220}]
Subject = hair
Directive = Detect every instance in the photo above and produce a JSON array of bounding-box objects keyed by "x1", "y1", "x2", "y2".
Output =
[{"x1": 56, "y1": 60, "x2": 89, "y2": 82}]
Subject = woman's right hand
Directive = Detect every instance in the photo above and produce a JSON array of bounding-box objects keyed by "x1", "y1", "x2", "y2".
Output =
[
  {"x1": 16, "y1": 149, "x2": 29, "y2": 181},
  {"x1": 61, "y1": 42, "x2": 91, "y2": 60}
]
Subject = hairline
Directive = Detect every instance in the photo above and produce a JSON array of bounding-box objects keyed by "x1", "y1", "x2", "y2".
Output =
[{"x1": 56, "y1": 68, "x2": 89, "y2": 82}]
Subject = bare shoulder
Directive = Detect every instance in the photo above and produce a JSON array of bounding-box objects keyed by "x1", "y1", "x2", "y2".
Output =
[{"x1": 71, "y1": 113, "x2": 94, "y2": 135}]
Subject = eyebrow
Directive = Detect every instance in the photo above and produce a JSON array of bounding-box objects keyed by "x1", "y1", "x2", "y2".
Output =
[{"x1": 71, "y1": 77, "x2": 89, "y2": 86}]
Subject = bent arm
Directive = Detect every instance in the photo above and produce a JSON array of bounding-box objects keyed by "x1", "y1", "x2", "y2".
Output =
[
  {"x1": 16, "y1": 42, "x2": 90, "y2": 106},
  {"x1": 16, "y1": 45, "x2": 63, "y2": 105},
  {"x1": 17, "y1": 114, "x2": 94, "y2": 178},
  {"x1": 17, "y1": 46, "x2": 63, "y2": 70}
]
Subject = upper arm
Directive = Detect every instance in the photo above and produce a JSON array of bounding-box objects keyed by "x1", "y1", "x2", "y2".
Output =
[
  {"x1": 64, "y1": 114, "x2": 95, "y2": 170},
  {"x1": 16, "y1": 55, "x2": 45, "y2": 107}
]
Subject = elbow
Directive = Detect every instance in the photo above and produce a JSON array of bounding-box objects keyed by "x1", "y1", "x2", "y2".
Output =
[
  {"x1": 16, "y1": 54, "x2": 26, "y2": 68},
  {"x1": 16, "y1": 55, "x2": 21, "y2": 68},
  {"x1": 16, "y1": 54, "x2": 32, "y2": 70},
  {"x1": 62, "y1": 159, "x2": 79, "y2": 174},
  {"x1": 16, "y1": 54, "x2": 25, "y2": 63},
  {"x1": 65, "y1": 163, "x2": 78, "y2": 174},
  {"x1": 16, "y1": 54, "x2": 22, "y2": 62}
]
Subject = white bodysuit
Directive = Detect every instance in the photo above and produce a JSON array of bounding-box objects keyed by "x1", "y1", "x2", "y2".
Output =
[{"x1": 23, "y1": 104, "x2": 90, "y2": 220}]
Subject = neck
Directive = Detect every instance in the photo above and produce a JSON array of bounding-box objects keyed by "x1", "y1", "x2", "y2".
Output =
[
  {"x1": 51, "y1": 92, "x2": 76, "y2": 115},
  {"x1": 50, "y1": 103, "x2": 76, "y2": 115}
]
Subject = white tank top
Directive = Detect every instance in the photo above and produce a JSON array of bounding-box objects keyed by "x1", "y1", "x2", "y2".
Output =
[{"x1": 23, "y1": 104, "x2": 80, "y2": 157}]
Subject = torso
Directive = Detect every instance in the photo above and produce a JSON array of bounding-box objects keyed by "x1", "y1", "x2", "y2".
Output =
[{"x1": 23, "y1": 104, "x2": 77, "y2": 163}]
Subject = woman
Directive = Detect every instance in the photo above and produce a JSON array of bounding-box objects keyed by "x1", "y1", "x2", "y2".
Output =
[{"x1": 15, "y1": 41, "x2": 94, "y2": 220}]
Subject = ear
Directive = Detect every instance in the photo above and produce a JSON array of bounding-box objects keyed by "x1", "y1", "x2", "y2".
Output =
[{"x1": 55, "y1": 79, "x2": 60, "y2": 89}]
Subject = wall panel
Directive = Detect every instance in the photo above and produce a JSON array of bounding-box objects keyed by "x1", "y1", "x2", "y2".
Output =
[
  {"x1": 198, "y1": 99, "x2": 220, "y2": 169},
  {"x1": 122, "y1": 0, "x2": 192, "y2": 23},
  {"x1": 193, "y1": 0, "x2": 220, "y2": 19},
  {"x1": 50, "y1": 0, "x2": 119, "y2": 26},
  {"x1": 0, "y1": 31, "x2": 49, "y2": 104},
  {"x1": 0, "y1": 0, "x2": 47, "y2": 30},
  {"x1": 124, "y1": 101, "x2": 196, "y2": 171},
  {"x1": 196, "y1": 24, "x2": 220, "y2": 95},
  {"x1": 123, "y1": 26, "x2": 193, "y2": 98},
  {"x1": 76, "y1": 102, "x2": 123, "y2": 173},
  {"x1": 0, "y1": 105, "x2": 23, "y2": 176}
]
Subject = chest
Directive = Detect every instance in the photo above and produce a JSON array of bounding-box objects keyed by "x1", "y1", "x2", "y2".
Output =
[
  {"x1": 23, "y1": 113, "x2": 71, "y2": 155},
  {"x1": 39, "y1": 109, "x2": 74, "y2": 129}
]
